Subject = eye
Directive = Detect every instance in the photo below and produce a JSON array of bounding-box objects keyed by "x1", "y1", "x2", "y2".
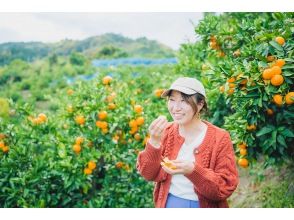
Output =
[{"x1": 169, "y1": 98, "x2": 175, "y2": 101}]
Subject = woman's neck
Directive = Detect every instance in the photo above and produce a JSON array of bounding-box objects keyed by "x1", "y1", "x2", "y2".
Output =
[{"x1": 179, "y1": 117, "x2": 205, "y2": 137}]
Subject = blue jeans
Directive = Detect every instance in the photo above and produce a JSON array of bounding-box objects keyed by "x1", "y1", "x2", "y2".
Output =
[{"x1": 165, "y1": 193, "x2": 200, "y2": 208}]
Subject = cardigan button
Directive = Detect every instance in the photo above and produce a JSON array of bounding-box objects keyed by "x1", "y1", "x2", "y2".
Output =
[{"x1": 194, "y1": 149, "x2": 199, "y2": 154}]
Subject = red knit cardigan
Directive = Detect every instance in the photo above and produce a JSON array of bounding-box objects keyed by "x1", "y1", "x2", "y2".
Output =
[{"x1": 137, "y1": 121, "x2": 239, "y2": 208}]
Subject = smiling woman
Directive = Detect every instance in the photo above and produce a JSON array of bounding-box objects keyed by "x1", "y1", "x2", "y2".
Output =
[{"x1": 136, "y1": 77, "x2": 239, "y2": 208}]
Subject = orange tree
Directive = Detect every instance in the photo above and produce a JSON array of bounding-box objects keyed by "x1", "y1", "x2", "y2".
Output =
[
  {"x1": 0, "y1": 64, "x2": 180, "y2": 207},
  {"x1": 176, "y1": 12, "x2": 294, "y2": 167}
]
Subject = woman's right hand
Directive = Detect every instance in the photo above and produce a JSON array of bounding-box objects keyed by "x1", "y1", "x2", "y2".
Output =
[{"x1": 148, "y1": 115, "x2": 169, "y2": 149}]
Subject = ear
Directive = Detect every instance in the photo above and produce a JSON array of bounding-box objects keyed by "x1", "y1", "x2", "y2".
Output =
[{"x1": 197, "y1": 100, "x2": 204, "y2": 112}]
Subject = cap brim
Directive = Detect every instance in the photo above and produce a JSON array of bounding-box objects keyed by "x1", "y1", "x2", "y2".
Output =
[{"x1": 161, "y1": 86, "x2": 196, "y2": 98}]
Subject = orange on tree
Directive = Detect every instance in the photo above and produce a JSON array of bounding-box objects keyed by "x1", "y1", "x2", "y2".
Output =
[
  {"x1": 67, "y1": 89, "x2": 74, "y2": 96},
  {"x1": 285, "y1": 92, "x2": 294, "y2": 105},
  {"x1": 262, "y1": 69, "x2": 274, "y2": 80},
  {"x1": 274, "y1": 59, "x2": 286, "y2": 68},
  {"x1": 75, "y1": 136, "x2": 84, "y2": 145},
  {"x1": 134, "y1": 105, "x2": 143, "y2": 114},
  {"x1": 134, "y1": 133, "x2": 141, "y2": 141},
  {"x1": 75, "y1": 115, "x2": 85, "y2": 125},
  {"x1": 227, "y1": 77, "x2": 236, "y2": 83},
  {"x1": 129, "y1": 126, "x2": 138, "y2": 135},
  {"x1": 73, "y1": 144, "x2": 81, "y2": 153},
  {"x1": 102, "y1": 128, "x2": 108, "y2": 134},
  {"x1": 238, "y1": 142, "x2": 247, "y2": 149},
  {"x1": 275, "y1": 36, "x2": 285, "y2": 46},
  {"x1": 129, "y1": 119, "x2": 137, "y2": 128},
  {"x1": 219, "y1": 85, "x2": 225, "y2": 93},
  {"x1": 273, "y1": 94, "x2": 283, "y2": 106},
  {"x1": 227, "y1": 88, "x2": 234, "y2": 95},
  {"x1": 2, "y1": 146, "x2": 9, "y2": 153},
  {"x1": 266, "y1": 109, "x2": 274, "y2": 116},
  {"x1": 88, "y1": 161, "x2": 96, "y2": 170},
  {"x1": 32, "y1": 117, "x2": 42, "y2": 125},
  {"x1": 271, "y1": 75, "x2": 284, "y2": 86},
  {"x1": 247, "y1": 124, "x2": 256, "y2": 131},
  {"x1": 136, "y1": 117, "x2": 144, "y2": 126},
  {"x1": 0, "y1": 133, "x2": 5, "y2": 139},
  {"x1": 228, "y1": 83, "x2": 236, "y2": 88},
  {"x1": 84, "y1": 168, "x2": 92, "y2": 175},
  {"x1": 98, "y1": 111, "x2": 107, "y2": 120},
  {"x1": 96, "y1": 121, "x2": 108, "y2": 129},
  {"x1": 108, "y1": 103, "x2": 116, "y2": 110},
  {"x1": 116, "y1": 161, "x2": 124, "y2": 169},
  {"x1": 266, "y1": 55, "x2": 275, "y2": 62},
  {"x1": 271, "y1": 66, "x2": 282, "y2": 75},
  {"x1": 38, "y1": 113, "x2": 47, "y2": 123},
  {"x1": 154, "y1": 89, "x2": 164, "y2": 98},
  {"x1": 102, "y1": 76, "x2": 113, "y2": 85},
  {"x1": 238, "y1": 158, "x2": 249, "y2": 168},
  {"x1": 0, "y1": 141, "x2": 4, "y2": 149},
  {"x1": 240, "y1": 148, "x2": 247, "y2": 156}
]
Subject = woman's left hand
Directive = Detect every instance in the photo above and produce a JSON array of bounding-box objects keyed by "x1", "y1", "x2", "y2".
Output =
[{"x1": 161, "y1": 159, "x2": 195, "y2": 175}]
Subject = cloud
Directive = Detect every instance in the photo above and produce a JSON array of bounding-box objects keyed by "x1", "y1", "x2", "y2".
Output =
[{"x1": 0, "y1": 12, "x2": 203, "y2": 49}]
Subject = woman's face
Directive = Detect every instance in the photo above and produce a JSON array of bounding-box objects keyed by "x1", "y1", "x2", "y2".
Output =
[{"x1": 167, "y1": 90, "x2": 196, "y2": 125}]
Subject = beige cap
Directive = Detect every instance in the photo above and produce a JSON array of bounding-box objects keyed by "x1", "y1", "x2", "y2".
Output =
[{"x1": 161, "y1": 77, "x2": 206, "y2": 98}]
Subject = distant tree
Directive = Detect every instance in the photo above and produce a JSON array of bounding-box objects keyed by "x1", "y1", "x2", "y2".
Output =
[{"x1": 69, "y1": 52, "x2": 86, "y2": 66}]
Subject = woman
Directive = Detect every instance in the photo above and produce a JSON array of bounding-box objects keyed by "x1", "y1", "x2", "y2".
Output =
[{"x1": 137, "y1": 77, "x2": 239, "y2": 208}]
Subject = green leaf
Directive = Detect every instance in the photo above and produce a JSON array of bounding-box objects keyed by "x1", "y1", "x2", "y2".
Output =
[
  {"x1": 277, "y1": 135, "x2": 287, "y2": 148},
  {"x1": 256, "y1": 126, "x2": 274, "y2": 137},
  {"x1": 269, "y1": 41, "x2": 283, "y2": 51},
  {"x1": 281, "y1": 128, "x2": 294, "y2": 138}
]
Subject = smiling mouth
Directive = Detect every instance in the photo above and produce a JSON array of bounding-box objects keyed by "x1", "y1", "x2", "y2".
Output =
[{"x1": 173, "y1": 113, "x2": 184, "y2": 119}]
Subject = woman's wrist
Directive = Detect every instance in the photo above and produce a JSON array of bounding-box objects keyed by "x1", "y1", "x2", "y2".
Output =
[{"x1": 148, "y1": 138, "x2": 160, "y2": 149}]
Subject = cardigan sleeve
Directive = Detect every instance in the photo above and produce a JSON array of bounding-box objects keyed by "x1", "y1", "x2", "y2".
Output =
[
  {"x1": 136, "y1": 125, "x2": 170, "y2": 182},
  {"x1": 184, "y1": 132, "x2": 239, "y2": 201}
]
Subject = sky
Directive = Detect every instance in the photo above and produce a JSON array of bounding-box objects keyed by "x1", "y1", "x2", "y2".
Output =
[{"x1": 0, "y1": 13, "x2": 204, "y2": 50}]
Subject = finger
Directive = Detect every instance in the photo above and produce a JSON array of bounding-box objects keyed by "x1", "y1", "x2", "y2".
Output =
[{"x1": 149, "y1": 116, "x2": 167, "y2": 131}]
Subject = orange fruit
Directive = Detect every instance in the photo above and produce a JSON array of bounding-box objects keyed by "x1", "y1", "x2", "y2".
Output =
[
  {"x1": 67, "y1": 89, "x2": 74, "y2": 96},
  {"x1": 136, "y1": 117, "x2": 144, "y2": 126},
  {"x1": 227, "y1": 88, "x2": 234, "y2": 95},
  {"x1": 38, "y1": 113, "x2": 47, "y2": 123},
  {"x1": 134, "y1": 133, "x2": 141, "y2": 141},
  {"x1": 266, "y1": 109, "x2": 274, "y2": 116},
  {"x1": 219, "y1": 86, "x2": 225, "y2": 93},
  {"x1": 271, "y1": 75, "x2": 284, "y2": 86},
  {"x1": 240, "y1": 149, "x2": 247, "y2": 156},
  {"x1": 262, "y1": 69, "x2": 274, "y2": 80},
  {"x1": 129, "y1": 126, "x2": 138, "y2": 135},
  {"x1": 233, "y1": 49, "x2": 241, "y2": 57},
  {"x1": 102, "y1": 76, "x2": 113, "y2": 85},
  {"x1": 238, "y1": 158, "x2": 249, "y2": 168},
  {"x1": 209, "y1": 41, "x2": 218, "y2": 49},
  {"x1": 275, "y1": 36, "x2": 285, "y2": 46},
  {"x1": 88, "y1": 161, "x2": 96, "y2": 170},
  {"x1": 247, "y1": 124, "x2": 256, "y2": 131},
  {"x1": 108, "y1": 103, "x2": 116, "y2": 110},
  {"x1": 271, "y1": 66, "x2": 282, "y2": 75},
  {"x1": 273, "y1": 94, "x2": 283, "y2": 106},
  {"x1": 154, "y1": 89, "x2": 164, "y2": 98},
  {"x1": 106, "y1": 95, "x2": 115, "y2": 103},
  {"x1": 274, "y1": 59, "x2": 285, "y2": 67},
  {"x1": 98, "y1": 111, "x2": 107, "y2": 120},
  {"x1": 210, "y1": 35, "x2": 217, "y2": 42},
  {"x1": 266, "y1": 55, "x2": 275, "y2": 62},
  {"x1": 285, "y1": 92, "x2": 294, "y2": 105},
  {"x1": 134, "y1": 105, "x2": 143, "y2": 114},
  {"x1": 33, "y1": 117, "x2": 42, "y2": 125},
  {"x1": 73, "y1": 144, "x2": 81, "y2": 153},
  {"x1": 238, "y1": 142, "x2": 247, "y2": 149},
  {"x1": 102, "y1": 128, "x2": 108, "y2": 134},
  {"x1": 96, "y1": 121, "x2": 108, "y2": 129},
  {"x1": 116, "y1": 162, "x2": 124, "y2": 169},
  {"x1": 218, "y1": 51, "x2": 225, "y2": 57},
  {"x1": 84, "y1": 168, "x2": 92, "y2": 175},
  {"x1": 229, "y1": 83, "x2": 236, "y2": 88},
  {"x1": 75, "y1": 115, "x2": 85, "y2": 125},
  {"x1": 227, "y1": 77, "x2": 236, "y2": 83},
  {"x1": 2, "y1": 146, "x2": 9, "y2": 153},
  {"x1": 75, "y1": 137, "x2": 84, "y2": 145},
  {"x1": 161, "y1": 157, "x2": 177, "y2": 170},
  {"x1": 0, "y1": 141, "x2": 5, "y2": 148},
  {"x1": 129, "y1": 119, "x2": 137, "y2": 128}
]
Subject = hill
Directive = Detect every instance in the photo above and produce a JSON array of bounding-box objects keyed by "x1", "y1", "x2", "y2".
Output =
[{"x1": 0, "y1": 33, "x2": 176, "y2": 65}]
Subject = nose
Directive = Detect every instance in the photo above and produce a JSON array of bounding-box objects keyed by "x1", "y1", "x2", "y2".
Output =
[{"x1": 173, "y1": 102, "x2": 182, "y2": 111}]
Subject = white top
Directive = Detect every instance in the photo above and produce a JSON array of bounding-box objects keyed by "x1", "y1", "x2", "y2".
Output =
[{"x1": 169, "y1": 127, "x2": 207, "y2": 201}]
